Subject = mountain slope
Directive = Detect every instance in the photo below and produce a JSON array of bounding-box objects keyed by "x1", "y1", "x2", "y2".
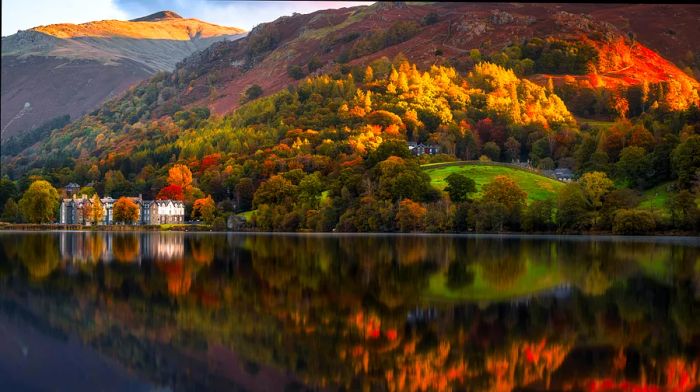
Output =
[
  {"x1": 1, "y1": 11, "x2": 245, "y2": 138},
  {"x1": 150, "y1": 3, "x2": 699, "y2": 117}
]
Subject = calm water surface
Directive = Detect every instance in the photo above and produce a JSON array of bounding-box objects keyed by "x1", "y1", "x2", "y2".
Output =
[{"x1": 0, "y1": 232, "x2": 699, "y2": 391}]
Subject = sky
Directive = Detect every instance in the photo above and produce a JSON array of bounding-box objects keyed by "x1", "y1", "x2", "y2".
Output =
[{"x1": 1, "y1": 0, "x2": 374, "y2": 36}]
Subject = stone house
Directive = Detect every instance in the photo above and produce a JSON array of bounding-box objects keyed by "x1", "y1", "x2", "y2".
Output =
[{"x1": 60, "y1": 194, "x2": 185, "y2": 225}]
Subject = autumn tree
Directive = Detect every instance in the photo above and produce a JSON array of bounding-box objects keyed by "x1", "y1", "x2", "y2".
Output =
[
  {"x1": 168, "y1": 164, "x2": 193, "y2": 189},
  {"x1": 578, "y1": 171, "x2": 614, "y2": 210},
  {"x1": 482, "y1": 176, "x2": 527, "y2": 218},
  {"x1": 157, "y1": 184, "x2": 185, "y2": 201},
  {"x1": 113, "y1": 197, "x2": 139, "y2": 224},
  {"x1": 253, "y1": 175, "x2": 296, "y2": 208},
  {"x1": 19, "y1": 180, "x2": 59, "y2": 223},
  {"x1": 396, "y1": 198, "x2": 426, "y2": 232},
  {"x1": 192, "y1": 195, "x2": 217, "y2": 224},
  {"x1": 88, "y1": 194, "x2": 105, "y2": 225}
]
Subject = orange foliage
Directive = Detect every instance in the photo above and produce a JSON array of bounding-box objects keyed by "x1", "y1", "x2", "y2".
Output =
[
  {"x1": 157, "y1": 184, "x2": 184, "y2": 201},
  {"x1": 199, "y1": 153, "x2": 221, "y2": 172},
  {"x1": 167, "y1": 164, "x2": 193, "y2": 189}
]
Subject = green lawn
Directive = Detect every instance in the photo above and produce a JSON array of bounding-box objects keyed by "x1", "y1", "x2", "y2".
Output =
[
  {"x1": 238, "y1": 210, "x2": 256, "y2": 222},
  {"x1": 423, "y1": 162, "x2": 564, "y2": 203},
  {"x1": 576, "y1": 116, "x2": 616, "y2": 130},
  {"x1": 639, "y1": 182, "x2": 673, "y2": 218},
  {"x1": 424, "y1": 261, "x2": 566, "y2": 302}
]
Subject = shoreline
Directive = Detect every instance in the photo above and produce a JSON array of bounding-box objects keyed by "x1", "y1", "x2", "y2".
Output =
[{"x1": 0, "y1": 223, "x2": 697, "y2": 242}]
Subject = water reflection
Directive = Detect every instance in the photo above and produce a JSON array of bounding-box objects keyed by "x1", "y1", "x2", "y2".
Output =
[{"x1": 0, "y1": 232, "x2": 699, "y2": 391}]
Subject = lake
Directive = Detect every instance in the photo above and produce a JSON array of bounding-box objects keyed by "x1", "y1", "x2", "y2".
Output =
[{"x1": 0, "y1": 231, "x2": 698, "y2": 391}]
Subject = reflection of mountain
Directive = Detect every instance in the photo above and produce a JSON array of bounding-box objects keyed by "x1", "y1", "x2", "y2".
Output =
[{"x1": 0, "y1": 233, "x2": 698, "y2": 390}]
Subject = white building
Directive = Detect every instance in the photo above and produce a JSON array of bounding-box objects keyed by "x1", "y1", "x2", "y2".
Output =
[{"x1": 60, "y1": 192, "x2": 185, "y2": 225}]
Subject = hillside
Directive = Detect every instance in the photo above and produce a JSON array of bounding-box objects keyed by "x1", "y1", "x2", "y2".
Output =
[
  {"x1": 423, "y1": 162, "x2": 564, "y2": 203},
  {"x1": 1, "y1": 11, "x2": 245, "y2": 138},
  {"x1": 138, "y1": 3, "x2": 700, "y2": 118}
]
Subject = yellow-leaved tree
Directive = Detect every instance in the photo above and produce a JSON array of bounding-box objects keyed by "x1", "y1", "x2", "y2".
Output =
[{"x1": 89, "y1": 194, "x2": 104, "y2": 225}]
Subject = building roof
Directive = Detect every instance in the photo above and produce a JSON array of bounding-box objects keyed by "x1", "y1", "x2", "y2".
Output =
[{"x1": 65, "y1": 183, "x2": 80, "y2": 188}]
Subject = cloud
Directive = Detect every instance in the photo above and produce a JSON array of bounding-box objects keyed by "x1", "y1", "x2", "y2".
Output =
[
  {"x1": 2, "y1": 0, "x2": 129, "y2": 36},
  {"x1": 2, "y1": 1, "x2": 373, "y2": 36}
]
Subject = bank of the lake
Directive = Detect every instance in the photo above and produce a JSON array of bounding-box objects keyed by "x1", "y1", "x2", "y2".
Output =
[{"x1": 0, "y1": 222, "x2": 697, "y2": 237}]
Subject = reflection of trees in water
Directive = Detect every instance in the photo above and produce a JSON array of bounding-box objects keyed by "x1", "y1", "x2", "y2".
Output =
[
  {"x1": 17, "y1": 234, "x2": 59, "y2": 279},
  {"x1": 188, "y1": 236, "x2": 216, "y2": 265},
  {"x1": 112, "y1": 234, "x2": 139, "y2": 263},
  {"x1": 446, "y1": 261, "x2": 474, "y2": 290},
  {"x1": 1, "y1": 234, "x2": 700, "y2": 390},
  {"x1": 156, "y1": 259, "x2": 193, "y2": 297},
  {"x1": 579, "y1": 260, "x2": 611, "y2": 296},
  {"x1": 477, "y1": 242, "x2": 526, "y2": 289},
  {"x1": 84, "y1": 233, "x2": 105, "y2": 263}
]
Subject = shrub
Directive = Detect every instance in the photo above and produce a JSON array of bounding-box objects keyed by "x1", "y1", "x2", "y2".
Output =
[
  {"x1": 612, "y1": 209, "x2": 656, "y2": 234},
  {"x1": 212, "y1": 217, "x2": 227, "y2": 231},
  {"x1": 241, "y1": 84, "x2": 263, "y2": 103},
  {"x1": 422, "y1": 12, "x2": 439, "y2": 26},
  {"x1": 287, "y1": 64, "x2": 306, "y2": 80}
]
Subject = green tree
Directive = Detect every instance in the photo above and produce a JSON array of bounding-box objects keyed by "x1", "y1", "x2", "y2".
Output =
[
  {"x1": 1, "y1": 198, "x2": 20, "y2": 223},
  {"x1": 616, "y1": 146, "x2": 652, "y2": 188},
  {"x1": 298, "y1": 172, "x2": 324, "y2": 209},
  {"x1": 522, "y1": 198, "x2": 555, "y2": 231},
  {"x1": 556, "y1": 183, "x2": 589, "y2": 231},
  {"x1": 79, "y1": 186, "x2": 97, "y2": 197},
  {"x1": 235, "y1": 178, "x2": 255, "y2": 212},
  {"x1": 671, "y1": 135, "x2": 700, "y2": 188},
  {"x1": 444, "y1": 173, "x2": 476, "y2": 202},
  {"x1": 578, "y1": 171, "x2": 614, "y2": 226},
  {"x1": 104, "y1": 170, "x2": 130, "y2": 197},
  {"x1": 667, "y1": 189, "x2": 699, "y2": 230},
  {"x1": 18, "y1": 180, "x2": 59, "y2": 223},
  {"x1": 612, "y1": 209, "x2": 656, "y2": 234},
  {"x1": 0, "y1": 177, "x2": 18, "y2": 214},
  {"x1": 482, "y1": 142, "x2": 501, "y2": 161}
]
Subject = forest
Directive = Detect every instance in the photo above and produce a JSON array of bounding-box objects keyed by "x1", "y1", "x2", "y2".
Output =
[{"x1": 0, "y1": 55, "x2": 698, "y2": 233}]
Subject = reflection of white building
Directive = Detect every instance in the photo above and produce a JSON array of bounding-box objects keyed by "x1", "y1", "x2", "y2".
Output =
[
  {"x1": 59, "y1": 232, "x2": 111, "y2": 263},
  {"x1": 58, "y1": 232, "x2": 185, "y2": 264},
  {"x1": 142, "y1": 233, "x2": 185, "y2": 261}
]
